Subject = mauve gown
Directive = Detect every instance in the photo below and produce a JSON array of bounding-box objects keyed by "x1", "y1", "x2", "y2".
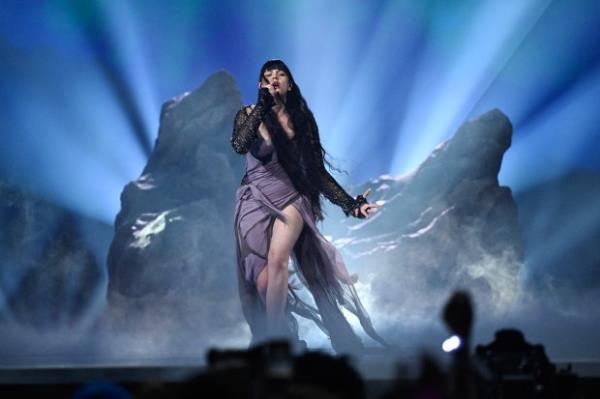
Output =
[{"x1": 232, "y1": 106, "x2": 387, "y2": 353}]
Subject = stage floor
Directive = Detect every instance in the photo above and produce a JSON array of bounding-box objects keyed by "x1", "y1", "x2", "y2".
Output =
[{"x1": 1, "y1": 357, "x2": 599, "y2": 383}]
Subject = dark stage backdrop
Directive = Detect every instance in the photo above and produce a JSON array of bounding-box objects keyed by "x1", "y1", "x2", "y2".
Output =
[{"x1": 0, "y1": 0, "x2": 598, "y2": 366}]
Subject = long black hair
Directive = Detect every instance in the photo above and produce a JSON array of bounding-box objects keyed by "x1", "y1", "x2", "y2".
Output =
[{"x1": 258, "y1": 59, "x2": 344, "y2": 221}]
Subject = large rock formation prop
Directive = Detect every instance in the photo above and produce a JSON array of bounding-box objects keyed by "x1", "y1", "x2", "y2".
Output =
[
  {"x1": 0, "y1": 182, "x2": 110, "y2": 331},
  {"x1": 321, "y1": 109, "x2": 523, "y2": 332},
  {"x1": 105, "y1": 71, "x2": 247, "y2": 353}
]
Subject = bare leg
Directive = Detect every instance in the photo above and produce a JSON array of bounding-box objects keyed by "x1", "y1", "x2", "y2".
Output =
[
  {"x1": 256, "y1": 204, "x2": 304, "y2": 336},
  {"x1": 256, "y1": 261, "x2": 268, "y2": 304}
]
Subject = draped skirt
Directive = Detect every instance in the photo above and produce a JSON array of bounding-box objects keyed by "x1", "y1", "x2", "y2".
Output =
[{"x1": 233, "y1": 161, "x2": 387, "y2": 354}]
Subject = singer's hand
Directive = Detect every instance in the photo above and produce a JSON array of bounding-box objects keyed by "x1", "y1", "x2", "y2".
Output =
[
  {"x1": 352, "y1": 188, "x2": 381, "y2": 218},
  {"x1": 259, "y1": 82, "x2": 283, "y2": 107},
  {"x1": 260, "y1": 81, "x2": 275, "y2": 96}
]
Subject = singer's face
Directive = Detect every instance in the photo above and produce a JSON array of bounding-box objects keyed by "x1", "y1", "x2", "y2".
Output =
[{"x1": 260, "y1": 68, "x2": 291, "y2": 97}]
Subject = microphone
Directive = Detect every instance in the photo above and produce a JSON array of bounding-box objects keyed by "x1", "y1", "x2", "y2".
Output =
[{"x1": 272, "y1": 91, "x2": 283, "y2": 104}]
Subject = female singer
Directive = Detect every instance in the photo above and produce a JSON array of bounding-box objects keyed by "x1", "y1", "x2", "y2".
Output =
[{"x1": 231, "y1": 59, "x2": 387, "y2": 353}]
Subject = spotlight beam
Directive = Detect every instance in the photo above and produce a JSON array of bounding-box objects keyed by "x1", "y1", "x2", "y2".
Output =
[
  {"x1": 390, "y1": 1, "x2": 551, "y2": 176},
  {"x1": 68, "y1": 2, "x2": 153, "y2": 156}
]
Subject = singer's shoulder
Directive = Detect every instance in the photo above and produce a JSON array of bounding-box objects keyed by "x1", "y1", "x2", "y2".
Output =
[
  {"x1": 244, "y1": 104, "x2": 255, "y2": 115},
  {"x1": 236, "y1": 105, "x2": 254, "y2": 116}
]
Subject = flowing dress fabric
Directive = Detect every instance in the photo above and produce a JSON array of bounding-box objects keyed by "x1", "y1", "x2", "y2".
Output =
[{"x1": 233, "y1": 136, "x2": 387, "y2": 353}]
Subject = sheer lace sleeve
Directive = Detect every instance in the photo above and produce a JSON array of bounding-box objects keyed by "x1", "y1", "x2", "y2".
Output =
[
  {"x1": 230, "y1": 104, "x2": 268, "y2": 154},
  {"x1": 306, "y1": 117, "x2": 362, "y2": 217},
  {"x1": 319, "y1": 168, "x2": 360, "y2": 217}
]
